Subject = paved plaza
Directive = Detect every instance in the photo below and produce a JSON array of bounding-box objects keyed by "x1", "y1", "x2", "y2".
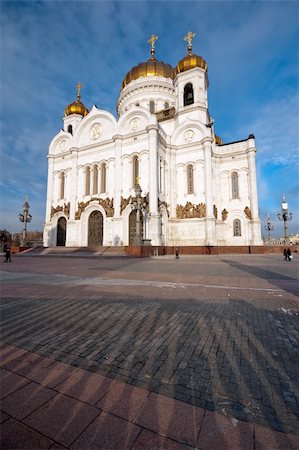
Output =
[{"x1": 0, "y1": 252, "x2": 299, "y2": 449}]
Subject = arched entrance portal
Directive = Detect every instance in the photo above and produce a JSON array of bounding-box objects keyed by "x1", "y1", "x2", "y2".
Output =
[
  {"x1": 57, "y1": 217, "x2": 67, "y2": 246},
  {"x1": 88, "y1": 211, "x2": 103, "y2": 246},
  {"x1": 129, "y1": 210, "x2": 143, "y2": 245}
]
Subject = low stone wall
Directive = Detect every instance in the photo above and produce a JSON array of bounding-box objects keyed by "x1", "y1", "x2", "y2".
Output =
[{"x1": 126, "y1": 245, "x2": 299, "y2": 257}]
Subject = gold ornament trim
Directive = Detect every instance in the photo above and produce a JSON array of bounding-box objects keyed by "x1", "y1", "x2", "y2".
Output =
[
  {"x1": 51, "y1": 202, "x2": 70, "y2": 219},
  {"x1": 176, "y1": 202, "x2": 206, "y2": 219},
  {"x1": 75, "y1": 198, "x2": 114, "y2": 220},
  {"x1": 222, "y1": 209, "x2": 228, "y2": 221},
  {"x1": 244, "y1": 206, "x2": 252, "y2": 220}
]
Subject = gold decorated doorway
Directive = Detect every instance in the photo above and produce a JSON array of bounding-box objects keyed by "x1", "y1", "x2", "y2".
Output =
[
  {"x1": 88, "y1": 211, "x2": 103, "y2": 246},
  {"x1": 129, "y1": 210, "x2": 143, "y2": 245}
]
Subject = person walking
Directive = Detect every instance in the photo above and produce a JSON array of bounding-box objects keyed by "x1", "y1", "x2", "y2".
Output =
[
  {"x1": 286, "y1": 248, "x2": 292, "y2": 262},
  {"x1": 283, "y1": 248, "x2": 287, "y2": 261},
  {"x1": 4, "y1": 244, "x2": 12, "y2": 263}
]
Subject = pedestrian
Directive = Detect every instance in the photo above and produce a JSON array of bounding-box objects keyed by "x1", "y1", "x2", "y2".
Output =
[
  {"x1": 283, "y1": 248, "x2": 287, "y2": 261},
  {"x1": 175, "y1": 248, "x2": 179, "y2": 260},
  {"x1": 4, "y1": 244, "x2": 12, "y2": 263},
  {"x1": 286, "y1": 248, "x2": 292, "y2": 262}
]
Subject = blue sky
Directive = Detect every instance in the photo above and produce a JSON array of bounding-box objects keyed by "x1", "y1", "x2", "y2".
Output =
[{"x1": 1, "y1": 0, "x2": 298, "y2": 237}]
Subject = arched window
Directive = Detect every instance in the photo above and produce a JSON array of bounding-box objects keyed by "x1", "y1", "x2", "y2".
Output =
[
  {"x1": 101, "y1": 163, "x2": 106, "y2": 193},
  {"x1": 233, "y1": 219, "x2": 241, "y2": 237},
  {"x1": 85, "y1": 166, "x2": 90, "y2": 196},
  {"x1": 164, "y1": 101, "x2": 169, "y2": 109},
  {"x1": 184, "y1": 83, "x2": 194, "y2": 106},
  {"x1": 60, "y1": 172, "x2": 65, "y2": 199},
  {"x1": 132, "y1": 156, "x2": 139, "y2": 187},
  {"x1": 67, "y1": 125, "x2": 73, "y2": 135},
  {"x1": 232, "y1": 172, "x2": 239, "y2": 199},
  {"x1": 149, "y1": 100, "x2": 155, "y2": 114},
  {"x1": 93, "y1": 164, "x2": 98, "y2": 195},
  {"x1": 187, "y1": 164, "x2": 194, "y2": 194}
]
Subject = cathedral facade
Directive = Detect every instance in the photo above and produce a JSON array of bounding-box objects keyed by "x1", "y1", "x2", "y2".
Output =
[{"x1": 43, "y1": 34, "x2": 262, "y2": 248}]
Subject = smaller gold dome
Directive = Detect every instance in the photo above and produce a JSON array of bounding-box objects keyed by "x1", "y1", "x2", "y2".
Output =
[
  {"x1": 64, "y1": 83, "x2": 89, "y2": 117},
  {"x1": 122, "y1": 58, "x2": 174, "y2": 90},
  {"x1": 176, "y1": 53, "x2": 207, "y2": 74},
  {"x1": 215, "y1": 135, "x2": 222, "y2": 145},
  {"x1": 64, "y1": 98, "x2": 89, "y2": 117}
]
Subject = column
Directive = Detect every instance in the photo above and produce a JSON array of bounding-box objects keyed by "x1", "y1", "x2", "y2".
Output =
[
  {"x1": 203, "y1": 138, "x2": 215, "y2": 244},
  {"x1": 113, "y1": 135, "x2": 122, "y2": 217},
  {"x1": 147, "y1": 124, "x2": 160, "y2": 244},
  {"x1": 69, "y1": 149, "x2": 78, "y2": 220},
  {"x1": 247, "y1": 138, "x2": 262, "y2": 244},
  {"x1": 45, "y1": 156, "x2": 54, "y2": 222}
]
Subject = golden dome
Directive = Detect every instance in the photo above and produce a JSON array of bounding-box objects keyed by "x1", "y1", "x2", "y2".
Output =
[
  {"x1": 215, "y1": 135, "x2": 222, "y2": 145},
  {"x1": 122, "y1": 58, "x2": 174, "y2": 90},
  {"x1": 64, "y1": 82, "x2": 89, "y2": 117},
  {"x1": 176, "y1": 31, "x2": 207, "y2": 75},
  {"x1": 176, "y1": 53, "x2": 207, "y2": 74},
  {"x1": 121, "y1": 34, "x2": 174, "y2": 90}
]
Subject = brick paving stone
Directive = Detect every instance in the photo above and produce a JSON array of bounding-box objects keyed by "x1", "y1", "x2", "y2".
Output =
[
  {"x1": 96, "y1": 380, "x2": 150, "y2": 421},
  {"x1": 0, "y1": 410, "x2": 10, "y2": 424},
  {"x1": 25, "y1": 361, "x2": 79, "y2": 389},
  {"x1": 255, "y1": 424, "x2": 299, "y2": 450},
  {"x1": 1, "y1": 381, "x2": 56, "y2": 420},
  {"x1": 70, "y1": 411, "x2": 141, "y2": 450},
  {"x1": 0, "y1": 344, "x2": 28, "y2": 365},
  {"x1": 134, "y1": 392, "x2": 204, "y2": 447},
  {"x1": 0, "y1": 368, "x2": 29, "y2": 399},
  {"x1": 55, "y1": 368, "x2": 116, "y2": 405},
  {"x1": 23, "y1": 393, "x2": 100, "y2": 447},
  {"x1": 197, "y1": 410, "x2": 254, "y2": 450},
  {"x1": 0, "y1": 418, "x2": 54, "y2": 449},
  {"x1": 131, "y1": 429, "x2": 192, "y2": 449},
  {"x1": 1, "y1": 255, "x2": 299, "y2": 436}
]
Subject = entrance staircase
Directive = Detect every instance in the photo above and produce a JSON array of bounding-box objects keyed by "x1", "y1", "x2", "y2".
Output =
[{"x1": 19, "y1": 246, "x2": 130, "y2": 258}]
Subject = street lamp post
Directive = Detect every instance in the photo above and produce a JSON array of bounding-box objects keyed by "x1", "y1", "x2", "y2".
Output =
[
  {"x1": 277, "y1": 194, "x2": 293, "y2": 245},
  {"x1": 18, "y1": 197, "x2": 32, "y2": 246},
  {"x1": 264, "y1": 214, "x2": 274, "y2": 244},
  {"x1": 130, "y1": 183, "x2": 147, "y2": 245}
]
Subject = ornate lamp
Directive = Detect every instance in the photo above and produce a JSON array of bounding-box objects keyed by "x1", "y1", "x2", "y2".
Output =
[
  {"x1": 18, "y1": 197, "x2": 32, "y2": 245},
  {"x1": 264, "y1": 214, "x2": 274, "y2": 244},
  {"x1": 130, "y1": 179, "x2": 148, "y2": 245},
  {"x1": 277, "y1": 194, "x2": 293, "y2": 245}
]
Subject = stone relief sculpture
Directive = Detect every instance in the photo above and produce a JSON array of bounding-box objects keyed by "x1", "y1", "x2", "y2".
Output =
[
  {"x1": 51, "y1": 202, "x2": 70, "y2": 219},
  {"x1": 222, "y1": 209, "x2": 228, "y2": 221},
  {"x1": 158, "y1": 199, "x2": 170, "y2": 217},
  {"x1": 75, "y1": 197, "x2": 114, "y2": 219},
  {"x1": 90, "y1": 123, "x2": 102, "y2": 140},
  {"x1": 213, "y1": 205, "x2": 218, "y2": 219},
  {"x1": 99, "y1": 198, "x2": 114, "y2": 217},
  {"x1": 130, "y1": 117, "x2": 140, "y2": 132},
  {"x1": 244, "y1": 206, "x2": 252, "y2": 220},
  {"x1": 184, "y1": 129, "x2": 194, "y2": 143},
  {"x1": 121, "y1": 196, "x2": 131, "y2": 214},
  {"x1": 60, "y1": 140, "x2": 67, "y2": 151},
  {"x1": 176, "y1": 202, "x2": 206, "y2": 219}
]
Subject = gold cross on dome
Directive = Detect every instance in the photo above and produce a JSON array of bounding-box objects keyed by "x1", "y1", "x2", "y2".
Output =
[
  {"x1": 76, "y1": 82, "x2": 83, "y2": 99},
  {"x1": 148, "y1": 34, "x2": 158, "y2": 56},
  {"x1": 184, "y1": 31, "x2": 196, "y2": 47}
]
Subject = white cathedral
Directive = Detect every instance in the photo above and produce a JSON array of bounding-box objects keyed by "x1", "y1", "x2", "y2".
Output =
[{"x1": 43, "y1": 33, "x2": 262, "y2": 248}]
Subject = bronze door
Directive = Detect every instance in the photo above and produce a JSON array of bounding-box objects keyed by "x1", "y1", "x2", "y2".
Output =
[
  {"x1": 57, "y1": 217, "x2": 66, "y2": 246},
  {"x1": 88, "y1": 211, "x2": 103, "y2": 246},
  {"x1": 129, "y1": 210, "x2": 143, "y2": 245}
]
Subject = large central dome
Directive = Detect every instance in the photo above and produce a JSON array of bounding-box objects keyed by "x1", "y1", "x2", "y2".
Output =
[
  {"x1": 121, "y1": 58, "x2": 174, "y2": 90},
  {"x1": 121, "y1": 34, "x2": 174, "y2": 90}
]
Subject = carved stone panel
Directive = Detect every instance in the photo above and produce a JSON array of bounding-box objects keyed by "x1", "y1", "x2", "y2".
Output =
[
  {"x1": 244, "y1": 206, "x2": 252, "y2": 220},
  {"x1": 176, "y1": 202, "x2": 206, "y2": 219}
]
